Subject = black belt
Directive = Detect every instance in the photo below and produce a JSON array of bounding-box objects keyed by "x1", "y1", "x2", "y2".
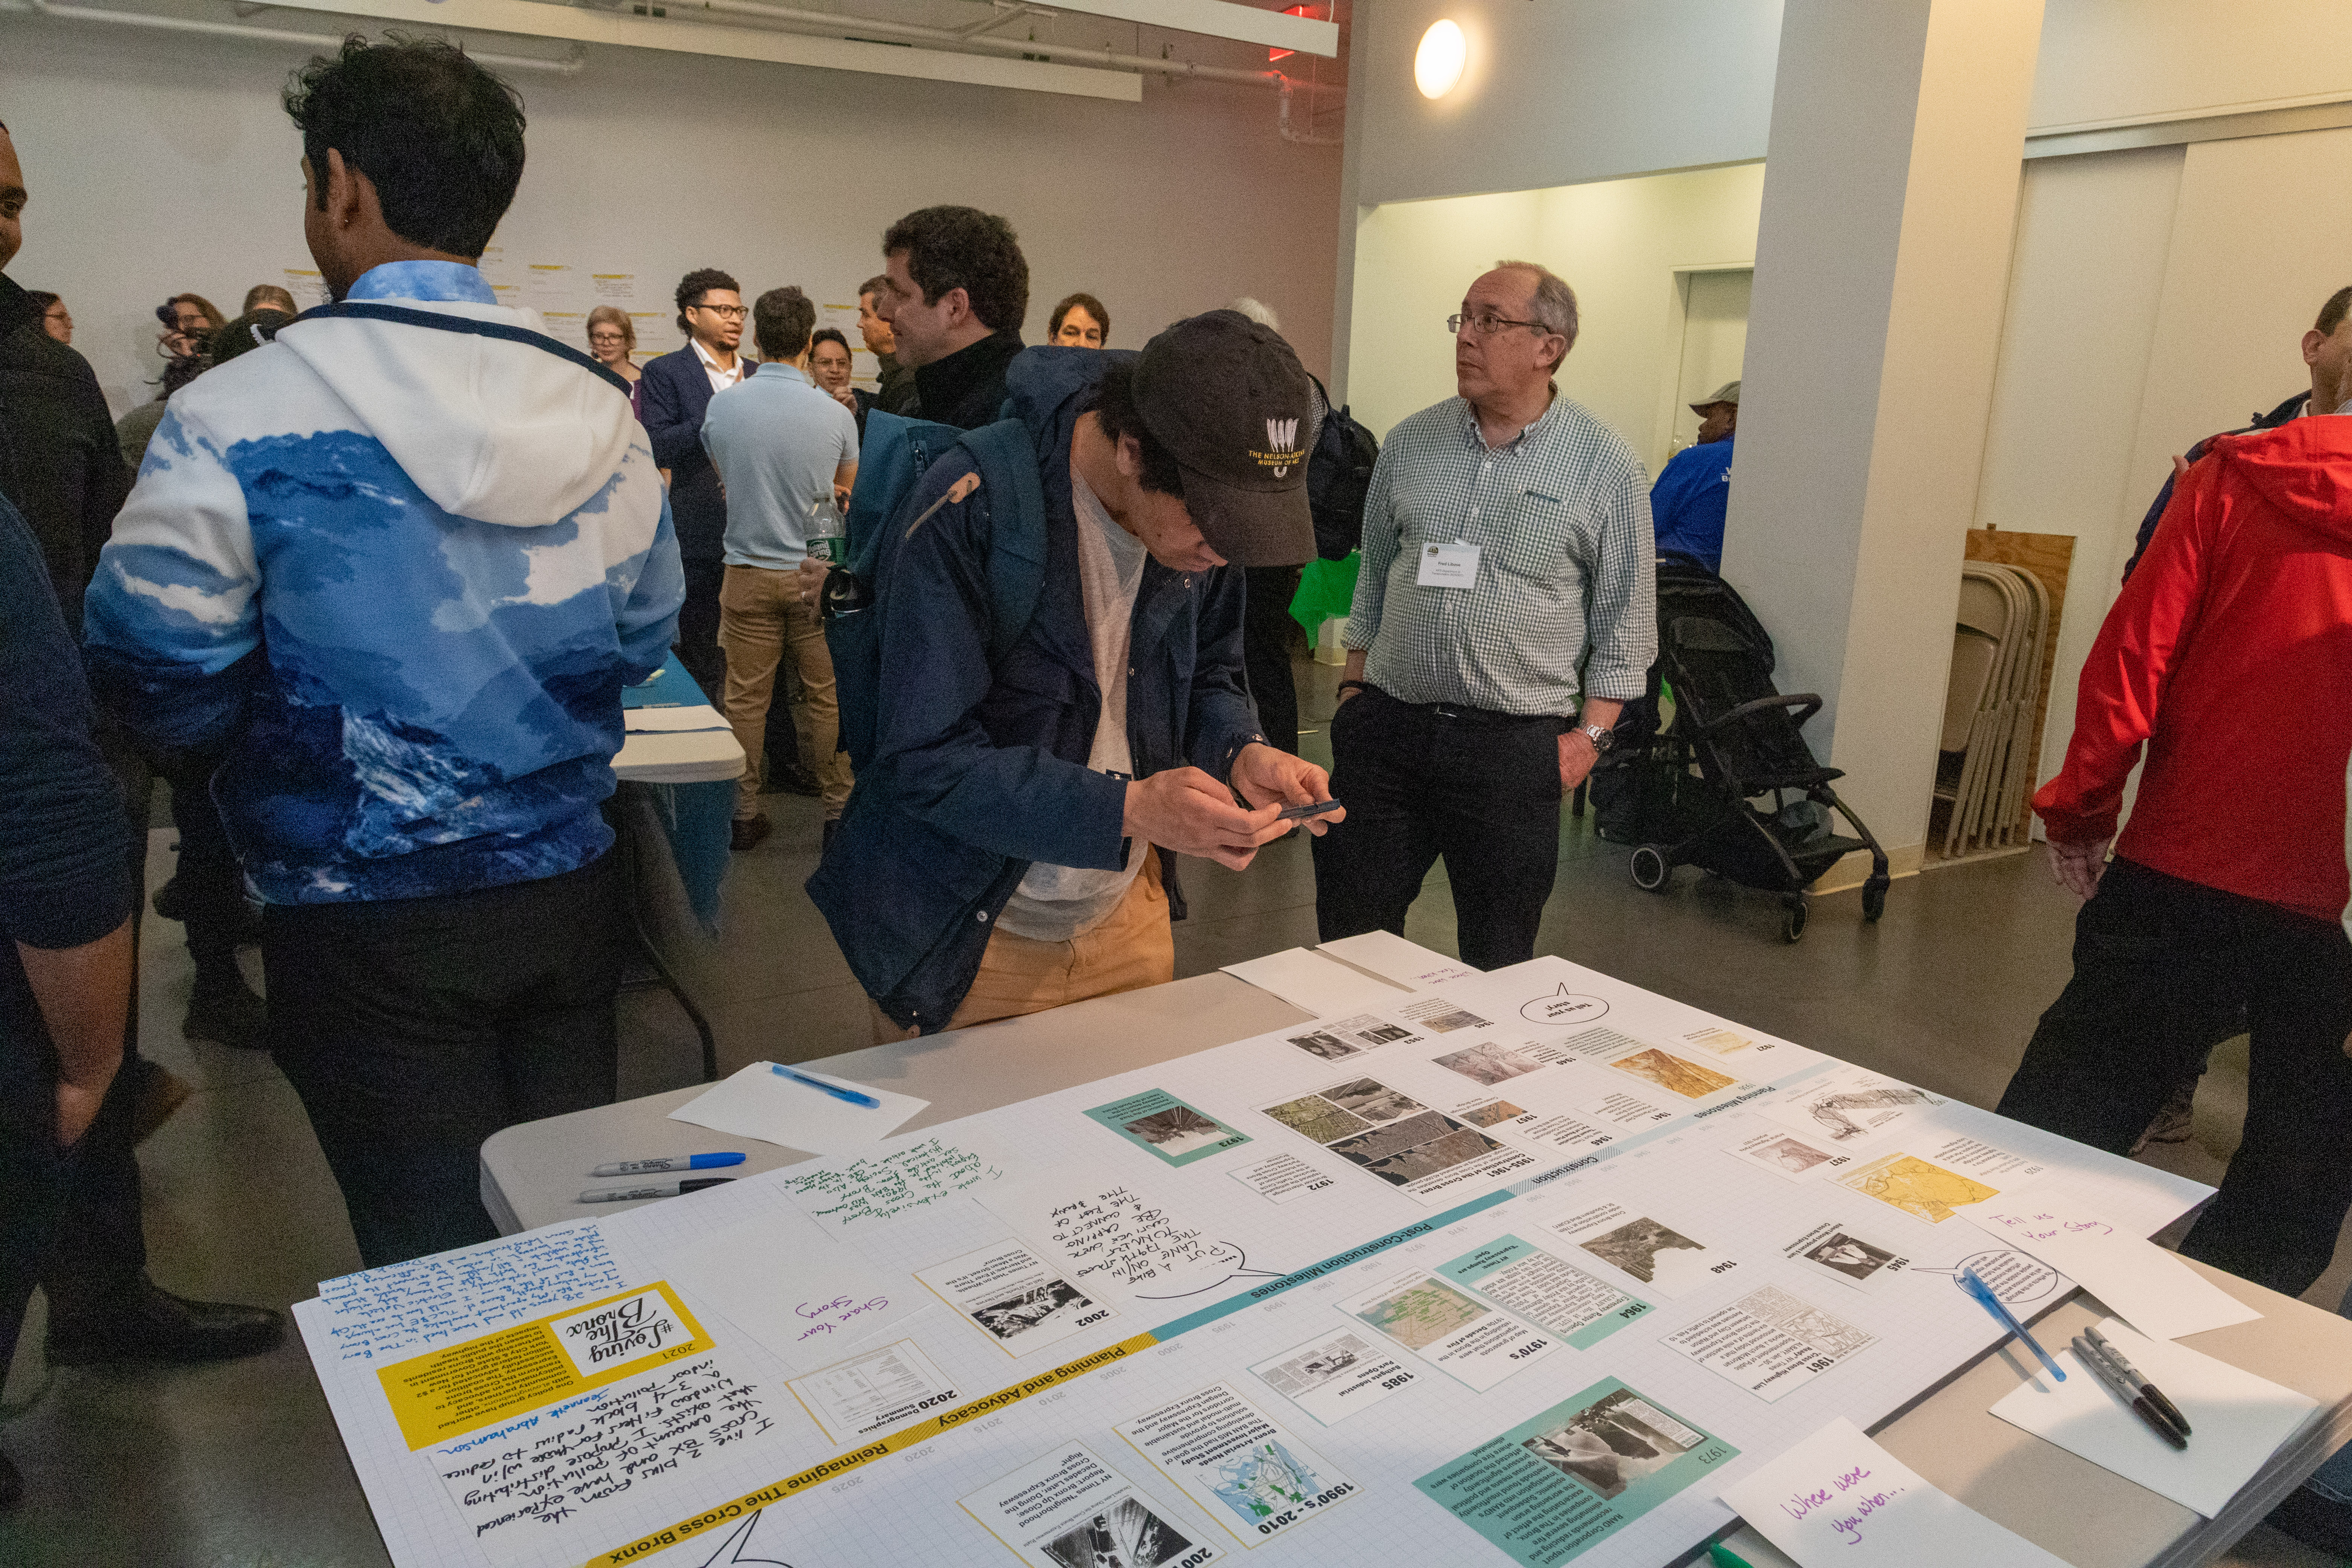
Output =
[{"x1": 1373, "y1": 687, "x2": 1564, "y2": 730}]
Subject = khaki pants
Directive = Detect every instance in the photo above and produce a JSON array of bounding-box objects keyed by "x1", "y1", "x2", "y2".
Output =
[
  {"x1": 718, "y1": 564, "x2": 851, "y2": 819},
  {"x1": 870, "y1": 849, "x2": 1174, "y2": 1042}
]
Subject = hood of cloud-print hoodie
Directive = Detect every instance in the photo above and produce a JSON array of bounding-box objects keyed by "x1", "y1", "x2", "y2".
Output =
[{"x1": 272, "y1": 297, "x2": 640, "y2": 528}]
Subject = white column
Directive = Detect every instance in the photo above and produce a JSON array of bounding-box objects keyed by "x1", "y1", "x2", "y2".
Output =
[{"x1": 1721, "y1": 0, "x2": 2043, "y2": 884}]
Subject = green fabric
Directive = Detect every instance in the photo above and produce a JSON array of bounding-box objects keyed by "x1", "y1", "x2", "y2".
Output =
[{"x1": 1290, "y1": 551, "x2": 1360, "y2": 641}]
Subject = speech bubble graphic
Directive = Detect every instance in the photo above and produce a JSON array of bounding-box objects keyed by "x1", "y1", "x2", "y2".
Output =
[{"x1": 1520, "y1": 985, "x2": 1610, "y2": 1027}]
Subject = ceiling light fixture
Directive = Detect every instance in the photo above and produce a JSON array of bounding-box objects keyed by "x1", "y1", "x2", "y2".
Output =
[{"x1": 1415, "y1": 18, "x2": 1464, "y2": 98}]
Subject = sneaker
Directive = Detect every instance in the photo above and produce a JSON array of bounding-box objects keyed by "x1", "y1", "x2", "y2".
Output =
[
  {"x1": 182, "y1": 972, "x2": 268, "y2": 1051},
  {"x1": 730, "y1": 815, "x2": 773, "y2": 852},
  {"x1": 2130, "y1": 1078, "x2": 2199, "y2": 1156},
  {"x1": 46, "y1": 1275, "x2": 284, "y2": 1366}
]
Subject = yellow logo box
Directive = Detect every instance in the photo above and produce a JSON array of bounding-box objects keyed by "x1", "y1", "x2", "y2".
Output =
[{"x1": 378, "y1": 1282, "x2": 712, "y2": 1452}]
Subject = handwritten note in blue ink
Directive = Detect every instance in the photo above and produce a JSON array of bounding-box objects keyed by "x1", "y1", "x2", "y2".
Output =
[
  {"x1": 315, "y1": 1223, "x2": 623, "y2": 1362},
  {"x1": 1721, "y1": 1418, "x2": 2068, "y2": 1568}
]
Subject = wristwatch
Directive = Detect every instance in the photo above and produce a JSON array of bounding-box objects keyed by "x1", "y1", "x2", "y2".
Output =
[{"x1": 1575, "y1": 721, "x2": 1615, "y2": 754}]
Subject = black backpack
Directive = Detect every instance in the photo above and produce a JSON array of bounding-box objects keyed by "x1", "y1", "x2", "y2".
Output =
[{"x1": 1306, "y1": 375, "x2": 1380, "y2": 561}]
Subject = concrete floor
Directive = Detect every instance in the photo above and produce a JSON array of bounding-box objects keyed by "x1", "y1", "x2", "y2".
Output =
[{"x1": 2, "y1": 659, "x2": 2346, "y2": 1566}]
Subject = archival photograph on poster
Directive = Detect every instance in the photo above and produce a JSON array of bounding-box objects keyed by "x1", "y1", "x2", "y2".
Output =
[
  {"x1": 915, "y1": 1241, "x2": 1116, "y2": 1358},
  {"x1": 1781, "y1": 1220, "x2": 1910, "y2": 1295},
  {"x1": 1727, "y1": 1126, "x2": 1856, "y2": 1184},
  {"x1": 1341, "y1": 1269, "x2": 1559, "y2": 1392},
  {"x1": 1462, "y1": 1101, "x2": 1526, "y2": 1128},
  {"x1": 1603, "y1": 1046, "x2": 1740, "y2": 1101},
  {"x1": 1433, "y1": 1040, "x2": 1549, "y2": 1087},
  {"x1": 1115, "y1": 1381, "x2": 1357, "y2": 1548},
  {"x1": 1435, "y1": 1234, "x2": 1654, "y2": 1350},
  {"x1": 1413, "y1": 1378, "x2": 1738, "y2": 1568},
  {"x1": 1762, "y1": 1066, "x2": 1943, "y2": 1143},
  {"x1": 1540, "y1": 1199, "x2": 1740, "y2": 1298},
  {"x1": 1282, "y1": 1014, "x2": 1421, "y2": 1061},
  {"x1": 1084, "y1": 1089, "x2": 1251, "y2": 1168},
  {"x1": 784, "y1": 1337, "x2": 960, "y2": 1444},
  {"x1": 1398, "y1": 997, "x2": 1493, "y2": 1033},
  {"x1": 1661, "y1": 1282, "x2": 1876, "y2": 1401},
  {"x1": 1257, "y1": 1078, "x2": 1530, "y2": 1203},
  {"x1": 960, "y1": 1443, "x2": 1221, "y2": 1568},
  {"x1": 1834, "y1": 1150, "x2": 2000, "y2": 1224},
  {"x1": 1247, "y1": 1329, "x2": 1419, "y2": 1426}
]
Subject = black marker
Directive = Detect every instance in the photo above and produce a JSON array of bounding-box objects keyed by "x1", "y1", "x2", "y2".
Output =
[{"x1": 578, "y1": 1177, "x2": 735, "y2": 1203}]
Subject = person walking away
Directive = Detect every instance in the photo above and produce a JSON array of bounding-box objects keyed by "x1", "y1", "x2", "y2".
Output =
[
  {"x1": 1992, "y1": 386, "x2": 2352, "y2": 1303},
  {"x1": 83, "y1": 38, "x2": 683, "y2": 1268},
  {"x1": 1313, "y1": 261, "x2": 1656, "y2": 970},
  {"x1": 701, "y1": 287, "x2": 858, "y2": 851},
  {"x1": 641, "y1": 267, "x2": 749, "y2": 700}
]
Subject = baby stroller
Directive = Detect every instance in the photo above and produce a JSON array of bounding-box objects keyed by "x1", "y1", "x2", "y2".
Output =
[{"x1": 1593, "y1": 556, "x2": 1890, "y2": 942}]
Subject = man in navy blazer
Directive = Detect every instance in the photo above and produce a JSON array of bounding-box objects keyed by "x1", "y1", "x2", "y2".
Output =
[{"x1": 641, "y1": 268, "x2": 750, "y2": 698}]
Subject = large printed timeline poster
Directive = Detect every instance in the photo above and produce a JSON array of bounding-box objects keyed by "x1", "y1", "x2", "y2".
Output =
[{"x1": 292, "y1": 956, "x2": 2208, "y2": 1568}]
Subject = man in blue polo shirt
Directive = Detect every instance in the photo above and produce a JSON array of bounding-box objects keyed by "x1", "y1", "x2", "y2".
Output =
[
  {"x1": 1649, "y1": 379, "x2": 1738, "y2": 573},
  {"x1": 702, "y1": 285, "x2": 860, "y2": 850}
]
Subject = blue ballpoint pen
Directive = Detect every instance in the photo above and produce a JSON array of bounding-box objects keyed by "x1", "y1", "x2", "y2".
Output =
[
  {"x1": 771, "y1": 1061, "x2": 883, "y2": 1109},
  {"x1": 1958, "y1": 1265, "x2": 2066, "y2": 1381}
]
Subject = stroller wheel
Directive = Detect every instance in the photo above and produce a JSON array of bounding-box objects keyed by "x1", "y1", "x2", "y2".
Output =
[
  {"x1": 1862, "y1": 875, "x2": 1890, "y2": 923},
  {"x1": 1630, "y1": 845, "x2": 1672, "y2": 893},
  {"x1": 1781, "y1": 895, "x2": 1808, "y2": 943}
]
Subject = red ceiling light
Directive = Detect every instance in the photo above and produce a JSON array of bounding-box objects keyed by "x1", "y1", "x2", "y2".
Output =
[{"x1": 1268, "y1": 4, "x2": 1315, "y2": 62}]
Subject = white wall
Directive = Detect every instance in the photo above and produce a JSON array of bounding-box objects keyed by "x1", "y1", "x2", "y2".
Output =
[
  {"x1": 0, "y1": 17, "x2": 1342, "y2": 418},
  {"x1": 1342, "y1": 162, "x2": 1765, "y2": 471},
  {"x1": 2032, "y1": 0, "x2": 2352, "y2": 131}
]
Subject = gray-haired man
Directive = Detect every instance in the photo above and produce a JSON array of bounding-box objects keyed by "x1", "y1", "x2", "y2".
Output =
[{"x1": 1314, "y1": 261, "x2": 1657, "y2": 969}]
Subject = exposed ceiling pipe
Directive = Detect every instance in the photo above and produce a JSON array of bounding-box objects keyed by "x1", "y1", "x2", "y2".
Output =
[
  {"x1": 680, "y1": 0, "x2": 1322, "y2": 91},
  {"x1": 3, "y1": 0, "x2": 588, "y2": 70}
]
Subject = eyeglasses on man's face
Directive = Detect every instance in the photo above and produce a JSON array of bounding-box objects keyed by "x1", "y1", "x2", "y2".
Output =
[
  {"x1": 691, "y1": 303, "x2": 748, "y2": 320},
  {"x1": 1448, "y1": 311, "x2": 1549, "y2": 338}
]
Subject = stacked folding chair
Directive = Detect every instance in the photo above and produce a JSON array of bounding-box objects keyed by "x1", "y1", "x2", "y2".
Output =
[{"x1": 1933, "y1": 562, "x2": 2048, "y2": 858}]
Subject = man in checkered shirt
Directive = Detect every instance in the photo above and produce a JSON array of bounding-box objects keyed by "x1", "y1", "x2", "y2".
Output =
[{"x1": 1313, "y1": 261, "x2": 1656, "y2": 969}]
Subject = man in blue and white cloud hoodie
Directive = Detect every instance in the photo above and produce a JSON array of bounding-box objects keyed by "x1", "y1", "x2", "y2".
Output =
[{"x1": 83, "y1": 37, "x2": 683, "y2": 1266}]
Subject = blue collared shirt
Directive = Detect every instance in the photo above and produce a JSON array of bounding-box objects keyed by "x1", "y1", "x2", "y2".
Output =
[
  {"x1": 700, "y1": 362, "x2": 859, "y2": 570},
  {"x1": 345, "y1": 259, "x2": 497, "y2": 304},
  {"x1": 1649, "y1": 432, "x2": 1734, "y2": 573}
]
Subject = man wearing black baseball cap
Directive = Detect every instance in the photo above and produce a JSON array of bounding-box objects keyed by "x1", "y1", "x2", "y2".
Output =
[{"x1": 810, "y1": 311, "x2": 1341, "y2": 1035}]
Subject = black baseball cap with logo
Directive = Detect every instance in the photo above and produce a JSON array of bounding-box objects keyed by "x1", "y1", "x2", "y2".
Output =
[{"x1": 1130, "y1": 310, "x2": 1319, "y2": 568}]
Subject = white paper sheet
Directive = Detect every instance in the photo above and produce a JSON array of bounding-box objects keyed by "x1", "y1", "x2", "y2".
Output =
[
  {"x1": 1314, "y1": 929, "x2": 1477, "y2": 988},
  {"x1": 665, "y1": 1210, "x2": 922, "y2": 1372},
  {"x1": 624, "y1": 704, "x2": 732, "y2": 733},
  {"x1": 669, "y1": 1061, "x2": 925, "y2": 1153},
  {"x1": 1988, "y1": 1318, "x2": 2317, "y2": 1517},
  {"x1": 1965, "y1": 1193, "x2": 2261, "y2": 1341},
  {"x1": 1721, "y1": 1416, "x2": 2069, "y2": 1567},
  {"x1": 1221, "y1": 947, "x2": 1413, "y2": 1016}
]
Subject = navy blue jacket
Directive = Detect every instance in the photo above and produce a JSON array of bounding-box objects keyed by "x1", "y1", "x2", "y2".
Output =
[
  {"x1": 2121, "y1": 390, "x2": 2303, "y2": 582},
  {"x1": 808, "y1": 348, "x2": 1264, "y2": 1031},
  {"x1": 640, "y1": 345, "x2": 739, "y2": 564},
  {"x1": 0, "y1": 493, "x2": 130, "y2": 1080}
]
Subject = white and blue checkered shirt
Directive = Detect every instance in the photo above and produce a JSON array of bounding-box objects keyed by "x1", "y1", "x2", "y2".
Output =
[{"x1": 1348, "y1": 391, "x2": 1657, "y2": 716}]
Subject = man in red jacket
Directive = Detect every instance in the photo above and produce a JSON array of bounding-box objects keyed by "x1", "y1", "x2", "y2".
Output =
[{"x1": 1995, "y1": 402, "x2": 2352, "y2": 1298}]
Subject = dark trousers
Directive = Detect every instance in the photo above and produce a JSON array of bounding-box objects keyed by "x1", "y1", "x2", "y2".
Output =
[
  {"x1": 1995, "y1": 858, "x2": 2352, "y2": 1297},
  {"x1": 675, "y1": 557, "x2": 726, "y2": 701},
  {"x1": 1312, "y1": 686, "x2": 1565, "y2": 971},
  {"x1": 1, "y1": 1029, "x2": 149, "y2": 1374},
  {"x1": 265, "y1": 854, "x2": 628, "y2": 1269},
  {"x1": 161, "y1": 755, "x2": 246, "y2": 972},
  {"x1": 1243, "y1": 565, "x2": 1301, "y2": 755}
]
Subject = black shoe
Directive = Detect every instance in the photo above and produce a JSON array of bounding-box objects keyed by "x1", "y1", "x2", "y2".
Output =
[
  {"x1": 2268, "y1": 1478, "x2": 2352, "y2": 1559},
  {"x1": 152, "y1": 879, "x2": 264, "y2": 943},
  {"x1": 46, "y1": 1276, "x2": 285, "y2": 1366},
  {"x1": 822, "y1": 818, "x2": 841, "y2": 854},
  {"x1": 730, "y1": 815, "x2": 773, "y2": 852},
  {"x1": 152, "y1": 873, "x2": 190, "y2": 924},
  {"x1": 182, "y1": 973, "x2": 268, "y2": 1050},
  {"x1": 0, "y1": 1448, "x2": 20, "y2": 1512},
  {"x1": 761, "y1": 762, "x2": 823, "y2": 798}
]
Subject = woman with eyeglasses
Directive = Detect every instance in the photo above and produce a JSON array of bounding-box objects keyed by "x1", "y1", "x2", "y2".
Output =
[
  {"x1": 585, "y1": 305, "x2": 645, "y2": 420},
  {"x1": 155, "y1": 292, "x2": 225, "y2": 361},
  {"x1": 26, "y1": 291, "x2": 70, "y2": 345}
]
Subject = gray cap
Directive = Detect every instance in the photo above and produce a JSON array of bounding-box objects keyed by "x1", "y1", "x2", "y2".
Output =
[{"x1": 1689, "y1": 379, "x2": 1740, "y2": 412}]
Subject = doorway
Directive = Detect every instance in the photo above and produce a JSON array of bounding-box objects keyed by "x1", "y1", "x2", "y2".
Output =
[{"x1": 1656, "y1": 266, "x2": 1752, "y2": 467}]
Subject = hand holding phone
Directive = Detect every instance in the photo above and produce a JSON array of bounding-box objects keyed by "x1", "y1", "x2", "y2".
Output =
[{"x1": 1277, "y1": 797, "x2": 1344, "y2": 823}]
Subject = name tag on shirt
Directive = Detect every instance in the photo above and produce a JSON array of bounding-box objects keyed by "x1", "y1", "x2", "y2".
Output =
[{"x1": 1416, "y1": 541, "x2": 1481, "y2": 588}]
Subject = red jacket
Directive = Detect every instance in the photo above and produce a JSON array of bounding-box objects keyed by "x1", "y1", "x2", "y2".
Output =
[{"x1": 2035, "y1": 416, "x2": 2352, "y2": 924}]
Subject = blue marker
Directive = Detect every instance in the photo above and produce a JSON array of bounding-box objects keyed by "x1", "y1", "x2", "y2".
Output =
[
  {"x1": 771, "y1": 1062, "x2": 882, "y2": 1109},
  {"x1": 588, "y1": 1153, "x2": 747, "y2": 1177},
  {"x1": 1958, "y1": 1264, "x2": 2066, "y2": 1381}
]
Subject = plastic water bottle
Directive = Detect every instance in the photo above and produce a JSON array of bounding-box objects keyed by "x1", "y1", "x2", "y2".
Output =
[{"x1": 807, "y1": 493, "x2": 847, "y2": 565}]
